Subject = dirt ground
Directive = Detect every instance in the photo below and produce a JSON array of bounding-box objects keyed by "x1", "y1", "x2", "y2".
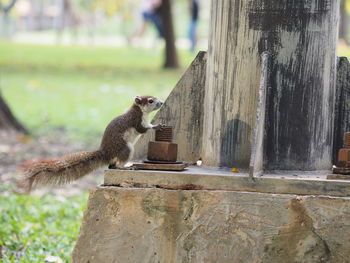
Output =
[{"x1": 0, "y1": 129, "x2": 104, "y2": 196}]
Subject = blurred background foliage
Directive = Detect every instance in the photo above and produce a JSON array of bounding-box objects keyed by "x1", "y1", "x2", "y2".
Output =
[
  {"x1": 0, "y1": 0, "x2": 210, "y2": 139},
  {"x1": 0, "y1": 42, "x2": 194, "y2": 141}
]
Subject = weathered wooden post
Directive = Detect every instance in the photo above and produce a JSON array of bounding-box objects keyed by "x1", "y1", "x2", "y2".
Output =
[
  {"x1": 72, "y1": 1, "x2": 350, "y2": 262},
  {"x1": 202, "y1": 0, "x2": 340, "y2": 171}
]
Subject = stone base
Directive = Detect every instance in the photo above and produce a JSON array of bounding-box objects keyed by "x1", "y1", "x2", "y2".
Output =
[{"x1": 72, "y1": 168, "x2": 350, "y2": 263}]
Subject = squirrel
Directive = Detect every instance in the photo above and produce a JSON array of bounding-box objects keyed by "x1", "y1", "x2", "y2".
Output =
[{"x1": 20, "y1": 95, "x2": 164, "y2": 192}]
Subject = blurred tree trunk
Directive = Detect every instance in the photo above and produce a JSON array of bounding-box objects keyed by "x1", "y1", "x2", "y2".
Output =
[
  {"x1": 0, "y1": 93, "x2": 28, "y2": 134},
  {"x1": 0, "y1": 0, "x2": 17, "y2": 38},
  {"x1": 56, "y1": 0, "x2": 80, "y2": 44},
  {"x1": 161, "y1": 0, "x2": 179, "y2": 69},
  {"x1": 339, "y1": 0, "x2": 349, "y2": 43}
]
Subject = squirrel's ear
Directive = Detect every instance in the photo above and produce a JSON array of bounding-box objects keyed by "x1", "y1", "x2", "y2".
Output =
[{"x1": 135, "y1": 96, "x2": 142, "y2": 105}]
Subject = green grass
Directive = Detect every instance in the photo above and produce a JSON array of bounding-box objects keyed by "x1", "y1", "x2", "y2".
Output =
[
  {"x1": 0, "y1": 43, "x2": 192, "y2": 72},
  {"x1": 0, "y1": 42, "x2": 195, "y2": 140},
  {"x1": 0, "y1": 186, "x2": 89, "y2": 262}
]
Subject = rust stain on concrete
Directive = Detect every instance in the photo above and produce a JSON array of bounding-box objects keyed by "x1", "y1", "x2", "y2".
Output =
[{"x1": 262, "y1": 198, "x2": 331, "y2": 263}]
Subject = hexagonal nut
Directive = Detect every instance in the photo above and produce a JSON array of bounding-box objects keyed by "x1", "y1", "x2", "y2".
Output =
[
  {"x1": 147, "y1": 141, "x2": 178, "y2": 162},
  {"x1": 338, "y1": 148, "x2": 350, "y2": 167}
]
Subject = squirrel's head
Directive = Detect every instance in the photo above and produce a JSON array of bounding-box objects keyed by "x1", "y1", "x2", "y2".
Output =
[{"x1": 134, "y1": 96, "x2": 163, "y2": 113}]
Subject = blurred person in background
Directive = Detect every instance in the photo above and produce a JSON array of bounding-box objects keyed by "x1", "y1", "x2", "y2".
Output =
[
  {"x1": 188, "y1": 0, "x2": 199, "y2": 52},
  {"x1": 130, "y1": 0, "x2": 163, "y2": 42}
]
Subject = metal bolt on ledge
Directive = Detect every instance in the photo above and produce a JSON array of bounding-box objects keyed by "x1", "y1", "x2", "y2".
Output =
[{"x1": 333, "y1": 132, "x2": 350, "y2": 175}]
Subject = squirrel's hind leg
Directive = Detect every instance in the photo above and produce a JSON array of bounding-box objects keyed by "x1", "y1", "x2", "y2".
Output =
[
  {"x1": 108, "y1": 142, "x2": 134, "y2": 170},
  {"x1": 108, "y1": 158, "x2": 131, "y2": 170}
]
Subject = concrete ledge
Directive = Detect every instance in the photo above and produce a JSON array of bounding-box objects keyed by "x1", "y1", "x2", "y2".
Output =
[
  {"x1": 104, "y1": 167, "x2": 350, "y2": 197},
  {"x1": 73, "y1": 186, "x2": 350, "y2": 263}
]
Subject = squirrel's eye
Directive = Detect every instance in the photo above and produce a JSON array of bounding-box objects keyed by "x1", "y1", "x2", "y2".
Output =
[{"x1": 149, "y1": 99, "x2": 154, "y2": 104}]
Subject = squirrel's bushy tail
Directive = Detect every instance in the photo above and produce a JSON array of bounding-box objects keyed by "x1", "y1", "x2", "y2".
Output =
[{"x1": 20, "y1": 150, "x2": 107, "y2": 192}]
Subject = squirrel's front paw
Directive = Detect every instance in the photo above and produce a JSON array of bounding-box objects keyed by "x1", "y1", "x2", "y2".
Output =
[{"x1": 153, "y1": 123, "x2": 166, "y2": 130}]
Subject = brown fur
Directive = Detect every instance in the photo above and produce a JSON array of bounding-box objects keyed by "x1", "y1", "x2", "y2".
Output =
[
  {"x1": 20, "y1": 151, "x2": 106, "y2": 192},
  {"x1": 101, "y1": 104, "x2": 148, "y2": 162},
  {"x1": 19, "y1": 96, "x2": 163, "y2": 192}
]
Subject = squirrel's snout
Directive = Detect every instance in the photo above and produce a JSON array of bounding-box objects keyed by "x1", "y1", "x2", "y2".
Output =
[{"x1": 156, "y1": 101, "x2": 163, "y2": 108}]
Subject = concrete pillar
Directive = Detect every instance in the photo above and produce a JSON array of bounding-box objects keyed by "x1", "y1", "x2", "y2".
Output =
[
  {"x1": 202, "y1": 0, "x2": 340, "y2": 170},
  {"x1": 72, "y1": 169, "x2": 350, "y2": 263}
]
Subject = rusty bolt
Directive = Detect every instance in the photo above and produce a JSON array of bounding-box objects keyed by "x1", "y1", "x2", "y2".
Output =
[
  {"x1": 147, "y1": 126, "x2": 178, "y2": 162},
  {"x1": 344, "y1": 132, "x2": 350, "y2": 148},
  {"x1": 333, "y1": 132, "x2": 350, "y2": 174},
  {"x1": 336, "y1": 132, "x2": 350, "y2": 168},
  {"x1": 155, "y1": 126, "x2": 173, "y2": 142},
  {"x1": 338, "y1": 149, "x2": 350, "y2": 167}
]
